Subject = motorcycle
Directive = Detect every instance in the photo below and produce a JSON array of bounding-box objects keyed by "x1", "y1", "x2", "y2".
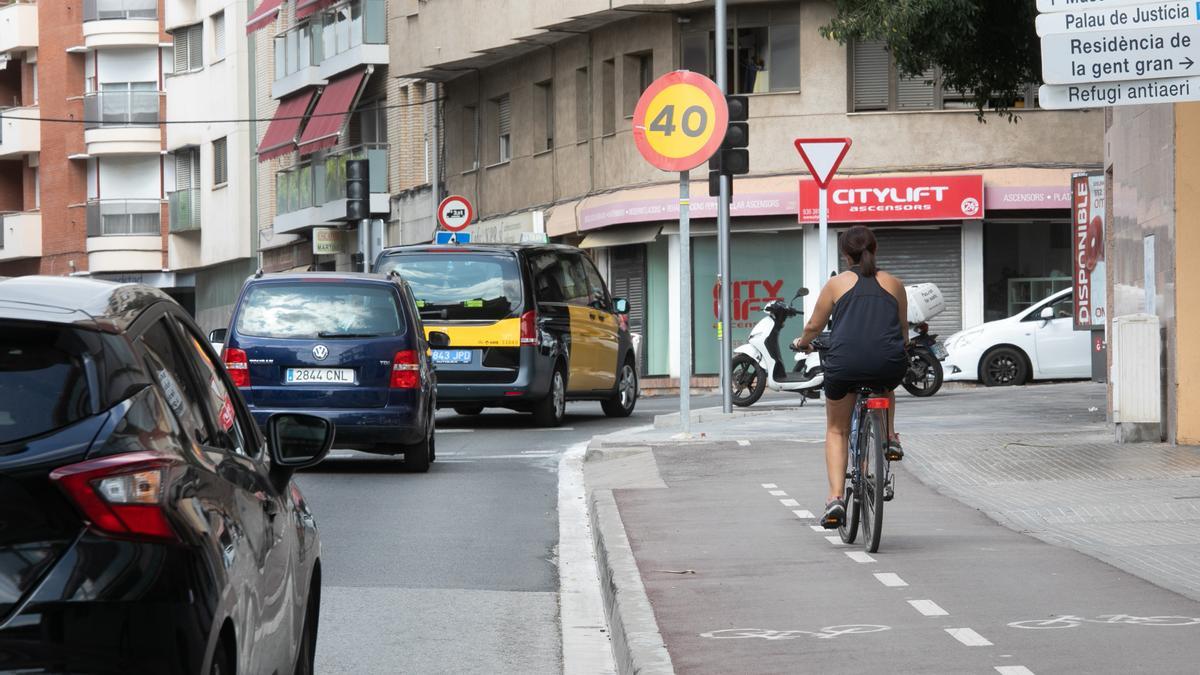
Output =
[{"x1": 730, "y1": 288, "x2": 826, "y2": 407}]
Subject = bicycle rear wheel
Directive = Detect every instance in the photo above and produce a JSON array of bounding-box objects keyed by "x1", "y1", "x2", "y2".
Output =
[{"x1": 860, "y1": 409, "x2": 887, "y2": 553}]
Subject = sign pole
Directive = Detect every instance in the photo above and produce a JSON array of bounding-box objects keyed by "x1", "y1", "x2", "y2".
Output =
[
  {"x1": 818, "y1": 186, "x2": 829, "y2": 285},
  {"x1": 715, "y1": 0, "x2": 733, "y2": 414},
  {"x1": 679, "y1": 172, "x2": 692, "y2": 435}
]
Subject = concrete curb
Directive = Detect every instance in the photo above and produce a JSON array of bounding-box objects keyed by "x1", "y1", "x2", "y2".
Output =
[
  {"x1": 588, "y1": 487, "x2": 675, "y2": 675},
  {"x1": 652, "y1": 403, "x2": 805, "y2": 429}
]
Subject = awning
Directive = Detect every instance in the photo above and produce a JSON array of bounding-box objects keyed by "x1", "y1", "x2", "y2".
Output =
[
  {"x1": 257, "y1": 90, "x2": 317, "y2": 162},
  {"x1": 579, "y1": 224, "x2": 662, "y2": 249},
  {"x1": 246, "y1": 0, "x2": 283, "y2": 33},
  {"x1": 296, "y1": 0, "x2": 335, "y2": 20},
  {"x1": 297, "y1": 69, "x2": 367, "y2": 156}
]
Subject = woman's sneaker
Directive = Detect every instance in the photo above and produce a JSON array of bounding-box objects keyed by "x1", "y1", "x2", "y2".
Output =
[{"x1": 821, "y1": 498, "x2": 846, "y2": 529}]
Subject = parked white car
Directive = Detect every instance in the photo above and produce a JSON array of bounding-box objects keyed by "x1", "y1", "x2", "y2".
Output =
[{"x1": 942, "y1": 288, "x2": 1091, "y2": 386}]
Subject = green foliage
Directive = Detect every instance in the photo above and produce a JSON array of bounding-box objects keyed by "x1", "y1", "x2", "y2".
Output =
[{"x1": 822, "y1": 0, "x2": 1040, "y2": 121}]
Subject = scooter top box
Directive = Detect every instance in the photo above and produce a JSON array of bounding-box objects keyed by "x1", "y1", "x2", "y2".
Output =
[{"x1": 906, "y1": 283, "x2": 945, "y2": 325}]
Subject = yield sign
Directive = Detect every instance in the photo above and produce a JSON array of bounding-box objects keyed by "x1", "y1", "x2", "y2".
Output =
[{"x1": 794, "y1": 138, "x2": 852, "y2": 189}]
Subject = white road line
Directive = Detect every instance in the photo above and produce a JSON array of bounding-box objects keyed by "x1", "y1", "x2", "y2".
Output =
[
  {"x1": 737, "y1": 440, "x2": 751, "y2": 446},
  {"x1": 768, "y1": 490, "x2": 788, "y2": 496},
  {"x1": 809, "y1": 525, "x2": 826, "y2": 532},
  {"x1": 845, "y1": 551, "x2": 875, "y2": 563},
  {"x1": 825, "y1": 536, "x2": 846, "y2": 547},
  {"x1": 909, "y1": 599, "x2": 949, "y2": 616},
  {"x1": 437, "y1": 429, "x2": 475, "y2": 434},
  {"x1": 994, "y1": 667, "x2": 1035, "y2": 675},
  {"x1": 521, "y1": 450, "x2": 560, "y2": 455},
  {"x1": 946, "y1": 628, "x2": 993, "y2": 647},
  {"x1": 792, "y1": 510, "x2": 815, "y2": 519},
  {"x1": 761, "y1": 483, "x2": 778, "y2": 489},
  {"x1": 779, "y1": 498, "x2": 800, "y2": 507},
  {"x1": 873, "y1": 573, "x2": 908, "y2": 587}
]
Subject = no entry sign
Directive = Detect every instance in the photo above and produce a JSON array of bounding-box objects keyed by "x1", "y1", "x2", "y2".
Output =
[
  {"x1": 632, "y1": 71, "x2": 728, "y2": 172},
  {"x1": 437, "y1": 195, "x2": 473, "y2": 232}
]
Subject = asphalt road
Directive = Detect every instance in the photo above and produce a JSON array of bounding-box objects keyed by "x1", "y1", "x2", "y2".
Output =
[{"x1": 296, "y1": 391, "x2": 729, "y2": 674}]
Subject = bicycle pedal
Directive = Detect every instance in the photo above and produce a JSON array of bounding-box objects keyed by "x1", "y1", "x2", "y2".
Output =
[{"x1": 883, "y1": 475, "x2": 895, "y2": 502}]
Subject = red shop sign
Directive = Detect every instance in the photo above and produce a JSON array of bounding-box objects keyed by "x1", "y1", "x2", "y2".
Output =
[{"x1": 799, "y1": 175, "x2": 985, "y2": 223}]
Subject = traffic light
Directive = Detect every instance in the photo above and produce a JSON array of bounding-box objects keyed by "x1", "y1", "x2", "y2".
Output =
[
  {"x1": 346, "y1": 159, "x2": 369, "y2": 221},
  {"x1": 709, "y1": 95, "x2": 749, "y2": 197}
]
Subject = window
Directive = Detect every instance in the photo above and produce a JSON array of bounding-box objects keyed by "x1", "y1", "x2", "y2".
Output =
[
  {"x1": 601, "y1": 59, "x2": 615, "y2": 135},
  {"x1": 175, "y1": 147, "x2": 200, "y2": 190},
  {"x1": 213, "y1": 137, "x2": 228, "y2": 186},
  {"x1": 358, "y1": 100, "x2": 387, "y2": 144},
  {"x1": 622, "y1": 52, "x2": 652, "y2": 117},
  {"x1": 376, "y1": 254, "x2": 523, "y2": 322},
  {"x1": 492, "y1": 94, "x2": 512, "y2": 164},
  {"x1": 0, "y1": 324, "x2": 91, "y2": 444},
  {"x1": 212, "y1": 11, "x2": 226, "y2": 60},
  {"x1": 581, "y1": 257, "x2": 612, "y2": 311},
  {"x1": 679, "y1": 7, "x2": 800, "y2": 93},
  {"x1": 32, "y1": 167, "x2": 39, "y2": 209},
  {"x1": 575, "y1": 67, "x2": 589, "y2": 143},
  {"x1": 562, "y1": 256, "x2": 594, "y2": 307},
  {"x1": 175, "y1": 318, "x2": 252, "y2": 456},
  {"x1": 530, "y1": 253, "x2": 567, "y2": 304},
  {"x1": 534, "y1": 80, "x2": 553, "y2": 153},
  {"x1": 30, "y1": 63, "x2": 37, "y2": 104},
  {"x1": 139, "y1": 319, "x2": 213, "y2": 447},
  {"x1": 172, "y1": 22, "x2": 204, "y2": 73},
  {"x1": 462, "y1": 105, "x2": 479, "y2": 170}
]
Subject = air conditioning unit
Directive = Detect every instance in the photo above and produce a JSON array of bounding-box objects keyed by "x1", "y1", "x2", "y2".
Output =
[{"x1": 1112, "y1": 313, "x2": 1161, "y2": 442}]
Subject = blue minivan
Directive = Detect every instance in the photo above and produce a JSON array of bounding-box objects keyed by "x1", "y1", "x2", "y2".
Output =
[{"x1": 222, "y1": 272, "x2": 447, "y2": 471}]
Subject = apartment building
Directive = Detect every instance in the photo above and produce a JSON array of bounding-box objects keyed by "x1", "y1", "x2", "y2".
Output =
[
  {"x1": 248, "y1": 0, "x2": 437, "y2": 274},
  {"x1": 391, "y1": 0, "x2": 1105, "y2": 387}
]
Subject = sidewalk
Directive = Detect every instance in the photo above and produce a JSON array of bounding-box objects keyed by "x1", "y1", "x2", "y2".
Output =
[{"x1": 584, "y1": 382, "x2": 1200, "y2": 674}]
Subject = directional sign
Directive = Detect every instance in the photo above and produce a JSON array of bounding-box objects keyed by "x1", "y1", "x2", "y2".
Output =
[
  {"x1": 1037, "y1": 1, "x2": 1199, "y2": 36},
  {"x1": 1041, "y1": 23, "x2": 1200, "y2": 84},
  {"x1": 1038, "y1": 0, "x2": 1173, "y2": 12},
  {"x1": 632, "y1": 70, "x2": 729, "y2": 172},
  {"x1": 1039, "y1": 74, "x2": 1200, "y2": 107},
  {"x1": 437, "y1": 195, "x2": 473, "y2": 232},
  {"x1": 435, "y1": 231, "x2": 471, "y2": 245}
]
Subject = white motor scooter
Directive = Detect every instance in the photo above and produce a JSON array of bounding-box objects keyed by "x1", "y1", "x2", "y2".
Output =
[{"x1": 731, "y1": 288, "x2": 825, "y2": 407}]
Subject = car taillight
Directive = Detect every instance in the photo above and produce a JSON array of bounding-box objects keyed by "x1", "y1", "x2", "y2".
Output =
[
  {"x1": 49, "y1": 451, "x2": 180, "y2": 542},
  {"x1": 520, "y1": 311, "x2": 537, "y2": 346},
  {"x1": 223, "y1": 347, "x2": 250, "y2": 387},
  {"x1": 391, "y1": 350, "x2": 419, "y2": 388}
]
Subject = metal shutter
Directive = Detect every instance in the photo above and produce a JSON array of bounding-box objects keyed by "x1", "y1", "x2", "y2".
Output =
[
  {"x1": 897, "y1": 67, "x2": 937, "y2": 110},
  {"x1": 498, "y1": 95, "x2": 511, "y2": 135},
  {"x1": 188, "y1": 24, "x2": 203, "y2": 70},
  {"x1": 841, "y1": 227, "x2": 963, "y2": 336},
  {"x1": 213, "y1": 11, "x2": 225, "y2": 59},
  {"x1": 610, "y1": 245, "x2": 647, "y2": 373},
  {"x1": 213, "y1": 138, "x2": 227, "y2": 184},
  {"x1": 175, "y1": 148, "x2": 198, "y2": 190},
  {"x1": 173, "y1": 29, "x2": 190, "y2": 73},
  {"x1": 851, "y1": 40, "x2": 889, "y2": 111}
]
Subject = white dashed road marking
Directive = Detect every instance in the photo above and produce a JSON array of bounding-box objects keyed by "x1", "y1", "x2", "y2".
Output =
[
  {"x1": 779, "y1": 498, "x2": 800, "y2": 507},
  {"x1": 908, "y1": 600, "x2": 949, "y2": 616},
  {"x1": 825, "y1": 536, "x2": 847, "y2": 547},
  {"x1": 873, "y1": 573, "x2": 908, "y2": 588},
  {"x1": 737, "y1": 440, "x2": 751, "y2": 446},
  {"x1": 994, "y1": 667, "x2": 1036, "y2": 675},
  {"x1": 768, "y1": 490, "x2": 788, "y2": 497},
  {"x1": 792, "y1": 510, "x2": 814, "y2": 519},
  {"x1": 761, "y1": 483, "x2": 777, "y2": 489},
  {"x1": 809, "y1": 525, "x2": 826, "y2": 532},
  {"x1": 946, "y1": 628, "x2": 993, "y2": 647},
  {"x1": 845, "y1": 551, "x2": 875, "y2": 564}
]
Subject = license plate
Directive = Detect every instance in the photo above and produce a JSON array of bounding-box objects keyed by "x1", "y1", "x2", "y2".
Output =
[
  {"x1": 932, "y1": 343, "x2": 949, "y2": 360},
  {"x1": 432, "y1": 349, "x2": 473, "y2": 365},
  {"x1": 285, "y1": 368, "x2": 356, "y2": 384}
]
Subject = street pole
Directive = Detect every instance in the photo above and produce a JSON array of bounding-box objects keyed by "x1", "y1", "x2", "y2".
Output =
[
  {"x1": 818, "y1": 187, "x2": 829, "y2": 285},
  {"x1": 430, "y1": 83, "x2": 440, "y2": 238},
  {"x1": 715, "y1": 0, "x2": 733, "y2": 414},
  {"x1": 679, "y1": 172, "x2": 692, "y2": 434}
]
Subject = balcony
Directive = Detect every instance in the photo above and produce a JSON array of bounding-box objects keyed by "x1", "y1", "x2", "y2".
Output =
[
  {"x1": 0, "y1": 1, "x2": 38, "y2": 54},
  {"x1": 0, "y1": 211, "x2": 42, "y2": 262},
  {"x1": 85, "y1": 199, "x2": 163, "y2": 272},
  {"x1": 83, "y1": 88, "x2": 162, "y2": 155},
  {"x1": 274, "y1": 143, "x2": 388, "y2": 234},
  {"x1": 317, "y1": 0, "x2": 387, "y2": 80},
  {"x1": 168, "y1": 188, "x2": 200, "y2": 233},
  {"x1": 0, "y1": 106, "x2": 39, "y2": 158},
  {"x1": 82, "y1": 0, "x2": 160, "y2": 49},
  {"x1": 273, "y1": 22, "x2": 325, "y2": 99}
]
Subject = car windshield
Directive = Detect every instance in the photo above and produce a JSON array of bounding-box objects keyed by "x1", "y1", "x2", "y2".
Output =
[
  {"x1": 235, "y1": 282, "x2": 405, "y2": 339},
  {"x1": 378, "y1": 253, "x2": 523, "y2": 322},
  {"x1": 0, "y1": 324, "x2": 93, "y2": 445}
]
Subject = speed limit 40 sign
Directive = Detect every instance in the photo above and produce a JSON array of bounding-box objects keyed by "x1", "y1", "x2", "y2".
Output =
[{"x1": 632, "y1": 71, "x2": 729, "y2": 172}]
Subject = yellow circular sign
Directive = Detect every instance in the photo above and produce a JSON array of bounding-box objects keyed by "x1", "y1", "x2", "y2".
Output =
[{"x1": 633, "y1": 71, "x2": 729, "y2": 172}]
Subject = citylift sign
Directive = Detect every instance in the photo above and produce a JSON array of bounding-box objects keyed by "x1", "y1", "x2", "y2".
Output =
[
  {"x1": 1037, "y1": 0, "x2": 1200, "y2": 108},
  {"x1": 798, "y1": 175, "x2": 985, "y2": 224}
]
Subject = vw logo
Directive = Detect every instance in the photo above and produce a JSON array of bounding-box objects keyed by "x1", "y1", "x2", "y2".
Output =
[{"x1": 312, "y1": 344, "x2": 329, "y2": 361}]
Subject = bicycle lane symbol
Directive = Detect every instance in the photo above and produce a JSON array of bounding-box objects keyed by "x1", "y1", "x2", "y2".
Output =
[
  {"x1": 700, "y1": 625, "x2": 891, "y2": 641},
  {"x1": 1008, "y1": 614, "x2": 1200, "y2": 630}
]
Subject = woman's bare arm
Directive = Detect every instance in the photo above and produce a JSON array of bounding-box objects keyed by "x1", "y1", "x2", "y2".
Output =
[{"x1": 880, "y1": 272, "x2": 910, "y2": 347}]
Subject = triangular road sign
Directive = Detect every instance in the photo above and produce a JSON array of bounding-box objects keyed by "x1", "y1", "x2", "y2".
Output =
[{"x1": 794, "y1": 138, "x2": 852, "y2": 189}]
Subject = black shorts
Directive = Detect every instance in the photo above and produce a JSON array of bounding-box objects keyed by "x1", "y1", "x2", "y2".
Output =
[{"x1": 823, "y1": 373, "x2": 905, "y2": 401}]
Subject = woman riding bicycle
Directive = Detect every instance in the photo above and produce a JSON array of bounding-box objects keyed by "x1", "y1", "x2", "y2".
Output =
[{"x1": 792, "y1": 225, "x2": 909, "y2": 529}]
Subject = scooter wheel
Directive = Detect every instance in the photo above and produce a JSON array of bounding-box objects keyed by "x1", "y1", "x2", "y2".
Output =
[{"x1": 731, "y1": 354, "x2": 767, "y2": 407}]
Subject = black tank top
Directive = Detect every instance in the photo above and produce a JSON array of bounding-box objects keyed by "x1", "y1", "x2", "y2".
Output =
[{"x1": 824, "y1": 267, "x2": 907, "y2": 381}]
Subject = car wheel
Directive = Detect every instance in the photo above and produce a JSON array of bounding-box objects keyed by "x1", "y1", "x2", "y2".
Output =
[
  {"x1": 454, "y1": 405, "x2": 484, "y2": 416},
  {"x1": 403, "y1": 427, "x2": 432, "y2": 472},
  {"x1": 981, "y1": 347, "x2": 1029, "y2": 386},
  {"x1": 533, "y1": 367, "x2": 566, "y2": 427},
  {"x1": 601, "y1": 359, "x2": 638, "y2": 417},
  {"x1": 293, "y1": 583, "x2": 319, "y2": 675}
]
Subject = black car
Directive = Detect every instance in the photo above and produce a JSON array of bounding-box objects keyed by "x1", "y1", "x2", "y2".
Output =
[
  {"x1": 0, "y1": 276, "x2": 334, "y2": 674},
  {"x1": 222, "y1": 272, "x2": 445, "y2": 471}
]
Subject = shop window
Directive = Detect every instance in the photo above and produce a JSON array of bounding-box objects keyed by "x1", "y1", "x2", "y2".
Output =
[
  {"x1": 623, "y1": 52, "x2": 652, "y2": 117},
  {"x1": 575, "y1": 67, "x2": 589, "y2": 143},
  {"x1": 983, "y1": 221, "x2": 1073, "y2": 321},
  {"x1": 601, "y1": 59, "x2": 615, "y2": 136},
  {"x1": 678, "y1": 6, "x2": 800, "y2": 93},
  {"x1": 534, "y1": 80, "x2": 553, "y2": 153},
  {"x1": 172, "y1": 23, "x2": 204, "y2": 74}
]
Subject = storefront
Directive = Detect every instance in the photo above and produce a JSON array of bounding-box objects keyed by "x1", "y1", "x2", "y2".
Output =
[{"x1": 981, "y1": 187, "x2": 1074, "y2": 322}]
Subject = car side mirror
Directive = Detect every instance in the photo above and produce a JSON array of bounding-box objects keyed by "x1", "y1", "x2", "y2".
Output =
[
  {"x1": 209, "y1": 328, "x2": 227, "y2": 343},
  {"x1": 1040, "y1": 307, "x2": 1054, "y2": 321},
  {"x1": 267, "y1": 413, "x2": 333, "y2": 486},
  {"x1": 428, "y1": 331, "x2": 451, "y2": 349},
  {"x1": 613, "y1": 297, "x2": 629, "y2": 315}
]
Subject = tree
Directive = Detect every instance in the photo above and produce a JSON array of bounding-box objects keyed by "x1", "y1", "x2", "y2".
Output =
[{"x1": 822, "y1": 0, "x2": 1040, "y2": 120}]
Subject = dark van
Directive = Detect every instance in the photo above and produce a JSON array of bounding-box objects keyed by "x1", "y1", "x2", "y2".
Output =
[{"x1": 374, "y1": 243, "x2": 638, "y2": 427}]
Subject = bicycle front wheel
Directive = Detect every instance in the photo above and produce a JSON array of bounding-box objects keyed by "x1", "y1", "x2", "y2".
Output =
[{"x1": 860, "y1": 409, "x2": 887, "y2": 552}]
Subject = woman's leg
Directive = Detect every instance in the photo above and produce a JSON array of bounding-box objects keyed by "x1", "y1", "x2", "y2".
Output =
[{"x1": 824, "y1": 394, "x2": 856, "y2": 500}]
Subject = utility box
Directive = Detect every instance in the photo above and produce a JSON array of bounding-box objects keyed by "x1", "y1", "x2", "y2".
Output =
[{"x1": 1112, "y1": 314, "x2": 1161, "y2": 442}]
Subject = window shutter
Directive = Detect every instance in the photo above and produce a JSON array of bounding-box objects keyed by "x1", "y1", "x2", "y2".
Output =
[
  {"x1": 173, "y1": 29, "x2": 189, "y2": 73},
  {"x1": 213, "y1": 138, "x2": 228, "y2": 185},
  {"x1": 175, "y1": 150, "x2": 195, "y2": 190},
  {"x1": 498, "y1": 95, "x2": 511, "y2": 136},
  {"x1": 213, "y1": 12, "x2": 226, "y2": 59},
  {"x1": 897, "y1": 67, "x2": 938, "y2": 110},
  {"x1": 851, "y1": 40, "x2": 889, "y2": 111},
  {"x1": 188, "y1": 24, "x2": 204, "y2": 70}
]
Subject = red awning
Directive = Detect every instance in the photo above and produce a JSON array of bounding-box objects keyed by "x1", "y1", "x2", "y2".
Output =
[
  {"x1": 297, "y1": 70, "x2": 367, "y2": 156},
  {"x1": 246, "y1": 0, "x2": 283, "y2": 33},
  {"x1": 257, "y1": 90, "x2": 317, "y2": 162},
  {"x1": 296, "y1": 0, "x2": 335, "y2": 20}
]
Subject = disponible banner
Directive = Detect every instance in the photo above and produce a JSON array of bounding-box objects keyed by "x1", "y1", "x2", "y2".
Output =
[
  {"x1": 1072, "y1": 172, "x2": 1107, "y2": 330},
  {"x1": 799, "y1": 175, "x2": 985, "y2": 223}
]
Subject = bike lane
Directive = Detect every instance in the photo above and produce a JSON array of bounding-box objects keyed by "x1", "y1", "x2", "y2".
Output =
[{"x1": 604, "y1": 437, "x2": 1200, "y2": 674}]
